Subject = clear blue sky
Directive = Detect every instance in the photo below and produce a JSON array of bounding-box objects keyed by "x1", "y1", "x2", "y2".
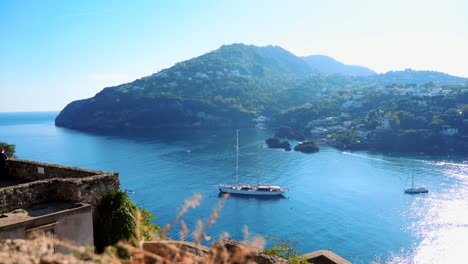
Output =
[{"x1": 1, "y1": 0, "x2": 467, "y2": 112}]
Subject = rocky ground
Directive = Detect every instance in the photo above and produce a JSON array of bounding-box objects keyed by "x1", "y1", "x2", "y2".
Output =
[
  {"x1": 0, "y1": 238, "x2": 289, "y2": 264},
  {"x1": 0, "y1": 238, "x2": 118, "y2": 264}
]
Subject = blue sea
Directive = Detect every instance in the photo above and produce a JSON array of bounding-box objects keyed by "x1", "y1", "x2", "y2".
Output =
[{"x1": 1, "y1": 111, "x2": 467, "y2": 263}]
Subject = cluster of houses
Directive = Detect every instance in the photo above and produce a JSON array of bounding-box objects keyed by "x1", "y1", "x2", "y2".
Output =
[
  {"x1": 375, "y1": 86, "x2": 459, "y2": 97},
  {"x1": 253, "y1": 83, "x2": 466, "y2": 145}
]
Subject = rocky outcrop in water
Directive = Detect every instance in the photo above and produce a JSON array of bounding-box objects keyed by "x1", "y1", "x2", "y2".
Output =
[
  {"x1": 294, "y1": 141, "x2": 320, "y2": 153},
  {"x1": 265, "y1": 138, "x2": 291, "y2": 151}
]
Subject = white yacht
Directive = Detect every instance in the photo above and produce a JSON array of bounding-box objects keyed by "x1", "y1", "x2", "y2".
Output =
[
  {"x1": 219, "y1": 184, "x2": 287, "y2": 196},
  {"x1": 218, "y1": 130, "x2": 287, "y2": 196}
]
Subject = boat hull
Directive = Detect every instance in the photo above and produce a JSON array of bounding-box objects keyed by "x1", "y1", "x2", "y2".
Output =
[
  {"x1": 219, "y1": 185, "x2": 286, "y2": 196},
  {"x1": 404, "y1": 187, "x2": 429, "y2": 194}
]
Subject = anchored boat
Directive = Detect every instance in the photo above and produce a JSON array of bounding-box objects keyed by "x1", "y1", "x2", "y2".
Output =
[
  {"x1": 404, "y1": 171, "x2": 428, "y2": 194},
  {"x1": 219, "y1": 130, "x2": 287, "y2": 196}
]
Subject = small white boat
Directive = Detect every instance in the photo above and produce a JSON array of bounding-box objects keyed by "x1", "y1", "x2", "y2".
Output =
[
  {"x1": 404, "y1": 171, "x2": 428, "y2": 194},
  {"x1": 219, "y1": 130, "x2": 287, "y2": 196}
]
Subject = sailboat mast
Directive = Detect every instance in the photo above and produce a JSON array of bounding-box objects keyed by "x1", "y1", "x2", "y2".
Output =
[
  {"x1": 256, "y1": 145, "x2": 260, "y2": 185},
  {"x1": 236, "y1": 129, "x2": 239, "y2": 185}
]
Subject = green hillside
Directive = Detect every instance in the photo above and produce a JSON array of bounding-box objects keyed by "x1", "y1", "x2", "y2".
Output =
[{"x1": 56, "y1": 44, "x2": 468, "y2": 133}]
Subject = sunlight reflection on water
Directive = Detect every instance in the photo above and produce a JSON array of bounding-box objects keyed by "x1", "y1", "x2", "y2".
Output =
[{"x1": 389, "y1": 162, "x2": 468, "y2": 264}]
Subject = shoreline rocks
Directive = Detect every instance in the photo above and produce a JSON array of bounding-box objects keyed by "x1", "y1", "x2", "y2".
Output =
[
  {"x1": 265, "y1": 138, "x2": 291, "y2": 151},
  {"x1": 294, "y1": 141, "x2": 319, "y2": 153}
]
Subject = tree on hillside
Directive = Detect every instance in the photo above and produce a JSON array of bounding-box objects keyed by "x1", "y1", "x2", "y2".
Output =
[
  {"x1": 0, "y1": 142, "x2": 16, "y2": 158},
  {"x1": 397, "y1": 111, "x2": 427, "y2": 129},
  {"x1": 365, "y1": 109, "x2": 381, "y2": 129},
  {"x1": 441, "y1": 96, "x2": 457, "y2": 108},
  {"x1": 428, "y1": 118, "x2": 448, "y2": 131},
  {"x1": 462, "y1": 105, "x2": 468, "y2": 119},
  {"x1": 390, "y1": 115, "x2": 400, "y2": 129},
  {"x1": 442, "y1": 108, "x2": 463, "y2": 127}
]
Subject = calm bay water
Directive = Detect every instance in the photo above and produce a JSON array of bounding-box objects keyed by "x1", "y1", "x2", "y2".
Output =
[{"x1": 1, "y1": 111, "x2": 467, "y2": 263}]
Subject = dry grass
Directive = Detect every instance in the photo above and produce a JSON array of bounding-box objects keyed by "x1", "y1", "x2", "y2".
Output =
[
  {"x1": 0, "y1": 193, "x2": 287, "y2": 264},
  {"x1": 130, "y1": 193, "x2": 271, "y2": 263},
  {"x1": 161, "y1": 193, "x2": 203, "y2": 240}
]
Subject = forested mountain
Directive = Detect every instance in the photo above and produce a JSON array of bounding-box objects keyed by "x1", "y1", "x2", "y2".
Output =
[
  {"x1": 302, "y1": 55, "x2": 376, "y2": 76},
  {"x1": 56, "y1": 44, "x2": 311, "y2": 132},
  {"x1": 361, "y1": 69, "x2": 468, "y2": 86},
  {"x1": 56, "y1": 44, "x2": 468, "y2": 133}
]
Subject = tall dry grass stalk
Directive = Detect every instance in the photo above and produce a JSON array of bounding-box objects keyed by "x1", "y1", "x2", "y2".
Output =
[
  {"x1": 180, "y1": 220, "x2": 189, "y2": 241},
  {"x1": 161, "y1": 193, "x2": 203, "y2": 239},
  {"x1": 122, "y1": 192, "x2": 270, "y2": 263},
  {"x1": 193, "y1": 193, "x2": 230, "y2": 244}
]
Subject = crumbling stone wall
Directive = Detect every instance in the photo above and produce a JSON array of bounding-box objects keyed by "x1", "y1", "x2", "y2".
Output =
[{"x1": 0, "y1": 159, "x2": 120, "y2": 214}]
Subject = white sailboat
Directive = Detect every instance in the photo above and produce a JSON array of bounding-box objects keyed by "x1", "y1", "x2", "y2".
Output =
[
  {"x1": 218, "y1": 130, "x2": 287, "y2": 196},
  {"x1": 404, "y1": 170, "x2": 428, "y2": 194}
]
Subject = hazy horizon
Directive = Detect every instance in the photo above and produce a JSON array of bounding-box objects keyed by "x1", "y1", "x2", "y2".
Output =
[{"x1": 2, "y1": 0, "x2": 467, "y2": 112}]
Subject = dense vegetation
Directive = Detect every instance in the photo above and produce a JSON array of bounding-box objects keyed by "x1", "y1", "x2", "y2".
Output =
[
  {"x1": 264, "y1": 238, "x2": 308, "y2": 264},
  {"x1": 95, "y1": 190, "x2": 160, "y2": 253},
  {"x1": 0, "y1": 142, "x2": 15, "y2": 157},
  {"x1": 56, "y1": 44, "x2": 315, "y2": 131},
  {"x1": 272, "y1": 83, "x2": 468, "y2": 153}
]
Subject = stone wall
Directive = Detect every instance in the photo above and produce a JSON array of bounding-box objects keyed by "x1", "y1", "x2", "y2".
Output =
[
  {"x1": 0, "y1": 159, "x2": 120, "y2": 214},
  {"x1": 7, "y1": 159, "x2": 106, "y2": 182}
]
